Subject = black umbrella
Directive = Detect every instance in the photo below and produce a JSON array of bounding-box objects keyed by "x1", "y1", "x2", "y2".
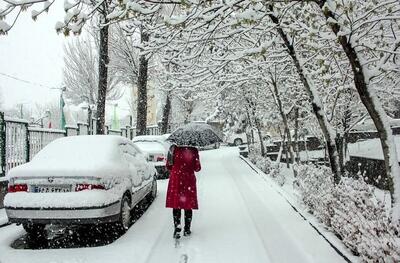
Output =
[{"x1": 167, "y1": 123, "x2": 223, "y2": 147}]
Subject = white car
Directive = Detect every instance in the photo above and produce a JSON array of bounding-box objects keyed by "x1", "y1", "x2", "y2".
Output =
[
  {"x1": 225, "y1": 131, "x2": 248, "y2": 146},
  {"x1": 132, "y1": 135, "x2": 170, "y2": 179},
  {"x1": 4, "y1": 135, "x2": 157, "y2": 235},
  {"x1": 225, "y1": 130, "x2": 271, "y2": 146}
]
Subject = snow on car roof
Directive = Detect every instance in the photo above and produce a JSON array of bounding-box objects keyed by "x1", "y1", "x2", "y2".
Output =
[
  {"x1": 8, "y1": 135, "x2": 131, "y2": 178},
  {"x1": 33, "y1": 135, "x2": 127, "y2": 162}
]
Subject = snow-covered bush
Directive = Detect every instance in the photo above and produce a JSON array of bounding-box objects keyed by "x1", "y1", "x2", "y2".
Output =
[
  {"x1": 249, "y1": 151, "x2": 272, "y2": 174},
  {"x1": 248, "y1": 149, "x2": 282, "y2": 185},
  {"x1": 294, "y1": 164, "x2": 335, "y2": 226},
  {"x1": 295, "y1": 164, "x2": 400, "y2": 261},
  {"x1": 330, "y1": 177, "x2": 400, "y2": 261}
]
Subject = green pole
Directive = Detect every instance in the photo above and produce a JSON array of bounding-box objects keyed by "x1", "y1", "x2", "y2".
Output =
[{"x1": 60, "y1": 93, "x2": 66, "y2": 130}]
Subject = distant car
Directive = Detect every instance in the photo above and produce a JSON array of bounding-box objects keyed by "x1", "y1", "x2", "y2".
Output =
[
  {"x1": 225, "y1": 131, "x2": 248, "y2": 146},
  {"x1": 132, "y1": 135, "x2": 170, "y2": 179},
  {"x1": 225, "y1": 130, "x2": 271, "y2": 146},
  {"x1": 4, "y1": 135, "x2": 157, "y2": 236}
]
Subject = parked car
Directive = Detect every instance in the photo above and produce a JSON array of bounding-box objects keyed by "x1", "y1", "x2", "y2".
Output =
[
  {"x1": 4, "y1": 135, "x2": 157, "y2": 235},
  {"x1": 225, "y1": 129, "x2": 271, "y2": 146},
  {"x1": 132, "y1": 135, "x2": 170, "y2": 179},
  {"x1": 225, "y1": 131, "x2": 248, "y2": 146}
]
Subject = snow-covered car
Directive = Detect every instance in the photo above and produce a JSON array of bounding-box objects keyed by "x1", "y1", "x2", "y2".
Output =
[
  {"x1": 4, "y1": 135, "x2": 157, "y2": 235},
  {"x1": 132, "y1": 135, "x2": 170, "y2": 179},
  {"x1": 225, "y1": 130, "x2": 271, "y2": 146},
  {"x1": 225, "y1": 131, "x2": 248, "y2": 146}
]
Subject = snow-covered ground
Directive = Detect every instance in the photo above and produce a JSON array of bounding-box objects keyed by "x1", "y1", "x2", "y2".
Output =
[{"x1": 0, "y1": 147, "x2": 348, "y2": 263}]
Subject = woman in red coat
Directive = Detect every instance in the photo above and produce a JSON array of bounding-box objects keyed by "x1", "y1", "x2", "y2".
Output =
[{"x1": 166, "y1": 145, "x2": 201, "y2": 238}]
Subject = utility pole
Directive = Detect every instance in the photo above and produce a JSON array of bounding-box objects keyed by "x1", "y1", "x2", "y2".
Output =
[{"x1": 19, "y1": 104, "x2": 23, "y2": 119}]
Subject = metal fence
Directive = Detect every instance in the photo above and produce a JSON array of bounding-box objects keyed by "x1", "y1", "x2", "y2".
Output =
[
  {"x1": 28, "y1": 127, "x2": 65, "y2": 161},
  {"x1": 4, "y1": 118, "x2": 28, "y2": 173},
  {"x1": 0, "y1": 112, "x2": 167, "y2": 177}
]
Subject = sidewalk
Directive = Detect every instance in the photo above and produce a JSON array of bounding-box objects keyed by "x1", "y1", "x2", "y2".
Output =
[{"x1": 0, "y1": 208, "x2": 8, "y2": 227}]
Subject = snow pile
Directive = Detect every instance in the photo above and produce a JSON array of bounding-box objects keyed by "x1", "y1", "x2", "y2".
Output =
[
  {"x1": 294, "y1": 164, "x2": 400, "y2": 261},
  {"x1": 248, "y1": 149, "x2": 282, "y2": 185}
]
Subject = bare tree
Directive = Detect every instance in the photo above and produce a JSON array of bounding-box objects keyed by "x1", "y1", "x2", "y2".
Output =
[{"x1": 62, "y1": 28, "x2": 123, "y2": 109}]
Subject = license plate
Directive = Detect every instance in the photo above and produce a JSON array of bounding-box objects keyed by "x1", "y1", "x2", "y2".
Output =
[{"x1": 33, "y1": 185, "x2": 71, "y2": 193}]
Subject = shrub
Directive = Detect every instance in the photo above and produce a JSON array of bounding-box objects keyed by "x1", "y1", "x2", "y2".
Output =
[
  {"x1": 331, "y1": 177, "x2": 400, "y2": 261},
  {"x1": 295, "y1": 164, "x2": 400, "y2": 262},
  {"x1": 248, "y1": 150, "x2": 282, "y2": 184},
  {"x1": 294, "y1": 164, "x2": 335, "y2": 226}
]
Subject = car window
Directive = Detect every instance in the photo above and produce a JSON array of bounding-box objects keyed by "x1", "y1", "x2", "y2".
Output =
[
  {"x1": 119, "y1": 143, "x2": 143, "y2": 188},
  {"x1": 127, "y1": 142, "x2": 152, "y2": 181}
]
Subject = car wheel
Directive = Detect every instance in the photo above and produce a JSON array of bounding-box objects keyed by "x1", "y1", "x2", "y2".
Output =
[
  {"x1": 115, "y1": 195, "x2": 131, "y2": 233},
  {"x1": 23, "y1": 223, "x2": 46, "y2": 237},
  {"x1": 234, "y1": 138, "x2": 243, "y2": 146}
]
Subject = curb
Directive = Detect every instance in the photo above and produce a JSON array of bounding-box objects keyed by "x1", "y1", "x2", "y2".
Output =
[{"x1": 0, "y1": 222, "x2": 10, "y2": 228}]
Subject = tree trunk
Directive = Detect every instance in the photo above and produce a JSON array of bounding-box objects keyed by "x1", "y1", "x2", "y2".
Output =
[
  {"x1": 271, "y1": 78, "x2": 296, "y2": 167},
  {"x1": 95, "y1": 14, "x2": 109, "y2": 135},
  {"x1": 136, "y1": 29, "x2": 150, "y2": 136},
  {"x1": 161, "y1": 93, "x2": 171, "y2": 134},
  {"x1": 255, "y1": 118, "x2": 266, "y2": 156},
  {"x1": 267, "y1": 3, "x2": 341, "y2": 183},
  {"x1": 318, "y1": 0, "x2": 400, "y2": 215},
  {"x1": 336, "y1": 134, "x2": 345, "y2": 173},
  {"x1": 294, "y1": 107, "x2": 300, "y2": 162}
]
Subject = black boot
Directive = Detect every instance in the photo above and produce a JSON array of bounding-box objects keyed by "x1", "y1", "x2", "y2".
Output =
[
  {"x1": 183, "y1": 210, "x2": 192, "y2": 236},
  {"x1": 173, "y1": 209, "x2": 182, "y2": 239},
  {"x1": 174, "y1": 226, "x2": 182, "y2": 239}
]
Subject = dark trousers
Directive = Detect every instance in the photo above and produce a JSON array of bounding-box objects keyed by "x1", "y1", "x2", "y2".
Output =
[{"x1": 173, "y1": 209, "x2": 192, "y2": 231}]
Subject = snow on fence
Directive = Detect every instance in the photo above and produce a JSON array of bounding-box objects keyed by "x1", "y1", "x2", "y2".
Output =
[
  {"x1": 29, "y1": 127, "x2": 66, "y2": 161},
  {"x1": 77, "y1": 122, "x2": 89, "y2": 135}
]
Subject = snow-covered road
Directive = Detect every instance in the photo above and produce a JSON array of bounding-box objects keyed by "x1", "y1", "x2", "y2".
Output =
[{"x1": 0, "y1": 147, "x2": 346, "y2": 263}]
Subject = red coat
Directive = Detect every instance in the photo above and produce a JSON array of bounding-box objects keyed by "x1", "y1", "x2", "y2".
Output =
[{"x1": 166, "y1": 146, "x2": 201, "y2": 210}]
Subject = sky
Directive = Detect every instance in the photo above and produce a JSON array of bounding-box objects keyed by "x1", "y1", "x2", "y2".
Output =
[
  {"x1": 0, "y1": 0, "x2": 67, "y2": 110},
  {"x1": 0, "y1": 1, "x2": 131, "y2": 120}
]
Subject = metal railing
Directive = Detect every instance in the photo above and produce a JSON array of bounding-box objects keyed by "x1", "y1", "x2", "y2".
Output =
[{"x1": 28, "y1": 127, "x2": 65, "y2": 161}]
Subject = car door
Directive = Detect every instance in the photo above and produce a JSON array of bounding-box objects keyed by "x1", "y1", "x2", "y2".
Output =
[
  {"x1": 125, "y1": 142, "x2": 153, "y2": 202},
  {"x1": 119, "y1": 143, "x2": 142, "y2": 189}
]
